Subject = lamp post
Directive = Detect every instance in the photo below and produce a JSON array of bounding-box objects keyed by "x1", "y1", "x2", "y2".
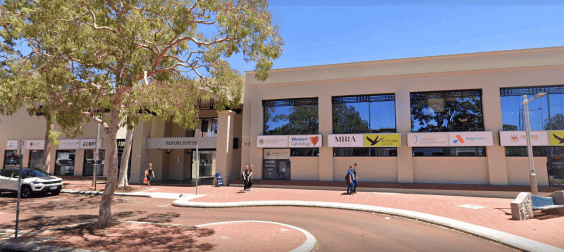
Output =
[{"x1": 523, "y1": 92, "x2": 546, "y2": 195}]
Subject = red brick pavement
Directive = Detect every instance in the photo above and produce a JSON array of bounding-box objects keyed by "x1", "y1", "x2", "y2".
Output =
[{"x1": 63, "y1": 180, "x2": 564, "y2": 249}]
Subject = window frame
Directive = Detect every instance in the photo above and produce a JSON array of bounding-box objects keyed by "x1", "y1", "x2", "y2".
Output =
[
  {"x1": 331, "y1": 93, "x2": 397, "y2": 134},
  {"x1": 263, "y1": 97, "x2": 319, "y2": 135}
]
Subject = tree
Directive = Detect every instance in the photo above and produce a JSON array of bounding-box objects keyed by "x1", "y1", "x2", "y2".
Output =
[
  {"x1": 544, "y1": 113, "x2": 564, "y2": 131},
  {"x1": 503, "y1": 124, "x2": 518, "y2": 131},
  {"x1": 2, "y1": 0, "x2": 282, "y2": 227},
  {"x1": 411, "y1": 93, "x2": 483, "y2": 132},
  {"x1": 266, "y1": 105, "x2": 318, "y2": 135}
]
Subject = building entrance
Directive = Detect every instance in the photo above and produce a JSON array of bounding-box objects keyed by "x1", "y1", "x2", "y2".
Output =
[{"x1": 192, "y1": 151, "x2": 216, "y2": 178}]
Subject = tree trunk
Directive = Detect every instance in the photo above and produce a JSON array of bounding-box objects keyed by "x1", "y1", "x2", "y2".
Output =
[
  {"x1": 97, "y1": 107, "x2": 120, "y2": 228},
  {"x1": 118, "y1": 127, "x2": 134, "y2": 188},
  {"x1": 40, "y1": 113, "x2": 54, "y2": 172}
]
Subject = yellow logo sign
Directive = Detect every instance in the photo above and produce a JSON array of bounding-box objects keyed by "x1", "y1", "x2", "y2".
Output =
[
  {"x1": 549, "y1": 131, "x2": 564, "y2": 145},
  {"x1": 364, "y1": 134, "x2": 401, "y2": 147}
]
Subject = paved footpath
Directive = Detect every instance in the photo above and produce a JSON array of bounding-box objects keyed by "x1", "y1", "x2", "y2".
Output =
[{"x1": 61, "y1": 181, "x2": 564, "y2": 251}]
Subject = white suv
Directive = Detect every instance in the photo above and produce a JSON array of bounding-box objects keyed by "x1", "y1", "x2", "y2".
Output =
[{"x1": 0, "y1": 168, "x2": 63, "y2": 198}]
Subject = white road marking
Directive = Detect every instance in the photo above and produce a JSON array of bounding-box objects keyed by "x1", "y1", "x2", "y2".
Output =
[
  {"x1": 385, "y1": 217, "x2": 391, "y2": 220},
  {"x1": 221, "y1": 236, "x2": 228, "y2": 239},
  {"x1": 458, "y1": 204, "x2": 486, "y2": 209},
  {"x1": 135, "y1": 200, "x2": 148, "y2": 204},
  {"x1": 158, "y1": 204, "x2": 170, "y2": 207},
  {"x1": 281, "y1": 228, "x2": 288, "y2": 232},
  {"x1": 0, "y1": 212, "x2": 4, "y2": 214}
]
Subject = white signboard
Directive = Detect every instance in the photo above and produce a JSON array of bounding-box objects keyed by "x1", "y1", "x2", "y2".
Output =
[
  {"x1": 328, "y1": 134, "x2": 364, "y2": 147},
  {"x1": 407, "y1": 133, "x2": 449, "y2": 147},
  {"x1": 80, "y1": 139, "x2": 104, "y2": 149},
  {"x1": 499, "y1": 131, "x2": 549, "y2": 146},
  {"x1": 288, "y1": 135, "x2": 322, "y2": 148},
  {"x1": 257, "y1": 135, "x2": 288, "y2": 148},
  {"x1": 6, "y1": 140, "x2": 18, "y2": 150},
  {"x1": 448, "y1": 132, "x2": 494, "y2": 147},
  {"x1": 146, "y1": 137, "x2": 217, "y2": 149},
  {"x1": 17, "y1": 140, "x2": 25, "y2": 155},
  {"x1": 26, "y1": 140, "x2": 45, "y2": 150},
  {"x1": 263, "y1": 149, "x2": 291, "y2": 159},
  {"x1": 58, "y1": 139, "x2": 81, "y2": 150}
]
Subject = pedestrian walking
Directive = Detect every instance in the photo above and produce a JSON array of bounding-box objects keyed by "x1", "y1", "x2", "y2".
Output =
[
  {"x1": 347, "y1": 166, "x2": 354, "y2": 195},
  {"x1": 352, "y1": 163, "x2": 359, "y2": 194},
  {"x1": 144, "y1": 163, "x2": 155, "y2": 187},
  {"x1": 247, "y1": 164, "x2": 254, "y2": 191},
  {"x1": 242, "y1": 165, "x2": 249, "y2": 192}
]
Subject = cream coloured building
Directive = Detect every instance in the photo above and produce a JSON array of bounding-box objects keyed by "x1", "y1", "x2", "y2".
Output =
[{"x1": 3, "y1": 46, "x2": 564, "y2": 187}]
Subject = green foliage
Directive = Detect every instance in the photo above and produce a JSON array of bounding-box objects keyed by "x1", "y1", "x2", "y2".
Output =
[
  {"x1": 544, "y1": 113, "x2": 564, "y2": 131},
  {"x1": 265, "y1": 105, "x2": 318, "y2": 135},
  {"x1": 411, "y1": 94, "x2": 483, "y2": 132},
  {"x1": 332, "y1": 104, "x2": 370, "y2": 134}
]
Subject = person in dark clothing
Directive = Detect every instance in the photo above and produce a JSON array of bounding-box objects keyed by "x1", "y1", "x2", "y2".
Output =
[
  {"x1": 242, "y1": 165, "x2": 249, "y2": 192},
  {"x1": 352, "y1": 163, "x2": 359, "y2": 193},
  {"x1": 247, "y1": 164, "x2": 253, "y2": 191},
  {"x1": 347, "y1": 166, "x2": 354, "y2": 195},
  {"x1": 144, "y1": 163, "x2": 155, "y2": 187}
]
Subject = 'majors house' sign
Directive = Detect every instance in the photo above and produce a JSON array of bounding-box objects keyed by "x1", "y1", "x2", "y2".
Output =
[{"x1": 146, "y1": 137, "x2": 216, "y2": 149}]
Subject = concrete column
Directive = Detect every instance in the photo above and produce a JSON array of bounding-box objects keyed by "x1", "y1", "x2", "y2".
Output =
[
  {"x1": 249, "y1": 88, "x2": 264, "y2": 179},
  {"x1": 483, "y1": 86, "x2": 509, "y2": 185},
  {"x1": 147, "y1": 117, "x2": 166, "y2": 181},
  {"x1": 130, "y1": 121, "x2": 152, "y2": 184},
  {"x1": 216, "y1": 110, "x2": 236, "y2": 184},
  {"x1": 74, "y1": 150, "x2": 85, "y2": 176},
  {"x1": 396, "y1": 89, "x2": 414, "y2": 183},
  {"x1": 318, "y1": 95, "x2": 334, "y2": 181}
]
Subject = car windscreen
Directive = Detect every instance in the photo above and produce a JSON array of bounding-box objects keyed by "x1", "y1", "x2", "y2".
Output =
[{"x1": 24, "y1": 169, "x2": 50, "y2": 178}]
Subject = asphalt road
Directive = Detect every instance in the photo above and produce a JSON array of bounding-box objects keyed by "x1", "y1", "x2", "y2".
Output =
[{"x1": 0, "y1": 192, "x2": 520, "y2": 252}]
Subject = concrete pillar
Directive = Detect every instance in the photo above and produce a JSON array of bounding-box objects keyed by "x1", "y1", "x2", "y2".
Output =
[
  {"x1": 148, "y1": 117, "x2": 166, "y2": 181},
  {"x1": 249, "y1": 89, "x2": 264, "y2": 179},
  {"x1": 216, "y1": 110, "x2": 236, "y2": 184},
  {"x1": 130, "y1": 121, "x2": 152, "y2": 184},
  {"x1": 483, "y1": 85, "x2": 509, "y2": 185},
  {"x1": 241, "y1": 76, "x2": 253, "y2": 175},
  {"x1": 74, "y1": 150, "x2": 84, "y2": 176},
  {"x1": 318, "y1": 95, "x2": 334, "y2": 181},
  {"x1": 396, "y1": 89, "x2": 414, "y2": 183}
]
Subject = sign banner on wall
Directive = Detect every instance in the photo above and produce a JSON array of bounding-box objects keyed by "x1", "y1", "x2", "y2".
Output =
[
  {"x1": 363, "y1": 133, "x2": 401, "y2": 147},
  {"x1": 327, "y1": 134, "x2": 364, "y2": 147},
  {"x1": 80, "y1": 139, "x2": 104, "y2": 149},
  {"x1": 448, "y1": 132, "x2": 493, "y2": 147},
  {"x1": 257, "y1": 136, "x2": 288, "y2": 148},
  {"x1": 25, "y1": 140, "x2": 45, "y2": 150},
  {"x1": 288, "y1": 135, "x2": 322, "y2": 148},
  {"x1": 549, "y1": 131, "x2": 564, "y2": 146},
  {"x1": 6, "y1": 140, "x2": 18, "y2": 150},
  {"x1": 499, "y1": 131, "x2": 549, "y2": 146},
  {"x1": 58, "y1": 139, "x2": 81, "y2": 150},
  {"x1": 263, "y1": 149, "x2": 291, "y2": 159},
  {"x1": 146, "y1": 137, "x2": 216, "y2": 149},
  {"x1": 407, "y1": 133, "x2": 449, "y2": 147}
]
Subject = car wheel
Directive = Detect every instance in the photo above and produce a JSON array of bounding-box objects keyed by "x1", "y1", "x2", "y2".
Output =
[
  {"x1": 20, "y1": 186, "x2": 32, "y2": 198},
  {"x1": 51, "y1": 190, "x2": 61, "y2": 195}
]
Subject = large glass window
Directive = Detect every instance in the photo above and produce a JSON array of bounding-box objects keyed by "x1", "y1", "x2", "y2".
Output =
[
  {"x1": 501, "y1": 86, "x2": 564, "y2": 131},
  {"x1": 333, "y1": 148, "x2": 397, "y2": 157},
  {"x1": 192, "y1": 118, "x2": 219, "y2": 137},
  {"x1": 332, "y1": 94, "x2": 396, "y2": 133},
  {"x1": 28, "y1": 150, "x2": 45, "y2": 169},
  {"x1": 263, "y1": 98, "x2": 318, "y2": 135},
  {"x1": 412, "y1": 147, "x2": 486, "y2": 157},
  {"x1": 83, "y1": 150, "x2": 105, "y2": 176},
  {"x1": 55, "y1": 150, "x2": 76, "y2": 176},
  {"x1": 410, "y1": 90, "x2": 483, "y2": 132},
  {"x1": 3, "y1": 150, "x2": 20, "y2": 169},
  {"x1": 505, "y1": 146, "x2": 564, "y2": 186}
]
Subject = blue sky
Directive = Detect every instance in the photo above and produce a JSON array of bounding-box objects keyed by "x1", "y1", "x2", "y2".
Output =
[{"x1": 230, "y1": 0, "x2": 564, "y2": 74}]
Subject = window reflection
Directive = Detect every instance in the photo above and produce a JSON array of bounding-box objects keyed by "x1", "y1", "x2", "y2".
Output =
[
  {"x1": 501, "y1": 86, "x2": 564, "y2": 131},
  {"x1": 410, "y1": 90, "x2": 483, "y2": 132},
  {"x1": 333, "y1": 148, "x2": 397, "y2": 157},
  {"x1": 194, "y1": 118, "x2": 219, "y2": 137},
  {"x1": 412, "y1": 147, "x2": 486, "y2": 157},
  {"x1": 332, "y1": 94, "x2": 395, "y2": 133},
  {"x1": 263, "y1": 98, "x2": 318, "y2": 135}
]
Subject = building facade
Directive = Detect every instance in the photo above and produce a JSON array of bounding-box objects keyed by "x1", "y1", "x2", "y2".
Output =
[
  {"x1": 241, "y1": 46, "x2": 564, "y2": 187},
  {"x1": 3, "y1": 46, "x2": 564, "y2": 187}
]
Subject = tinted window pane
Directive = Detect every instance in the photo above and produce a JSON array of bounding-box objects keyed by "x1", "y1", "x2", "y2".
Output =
[
  {"x1": 332, "y1": 94, "x2": 395, "y2": 134},
  {"x1": 501, "y1": 86, "x2": 564, "y2": 131},
  {"x1": 411, "y1": 90, "x2": 483, "y2": 132},
  {"x1": 25, "y1": 169, "x2": 49, "y2": 178},
  {"x1": 264, "y1": 98, "x2": 318, "y2": 135},
  {"x1": 3, "y1": 150, "x2": 20, "y2": 169},
  {"x1": 28, "y1": 150, "x2": 45, "y2": 169},
  {"x1": 290, "y1": 148, "x2": 319, "y2": 157},
  {"x1": 333, "y1": 148, "x2": 397, "y2": 157},
  {"x1": 412, "y1": 147, "x2": 486, "y2": 157}
]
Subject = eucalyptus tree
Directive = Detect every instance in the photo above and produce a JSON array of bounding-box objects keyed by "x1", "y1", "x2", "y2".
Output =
[{"x1": 2, "y1": 0, "x2": 282, "y2": 227}]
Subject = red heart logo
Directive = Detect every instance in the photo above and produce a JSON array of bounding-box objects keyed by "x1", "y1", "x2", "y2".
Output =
[{"x1": 310, "y1": 136, "x2": 319, "y2": 146}]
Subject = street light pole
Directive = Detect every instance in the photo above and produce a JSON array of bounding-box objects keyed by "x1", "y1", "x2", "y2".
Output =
[{"x1": 523, "y1": 92, "x2": 546, "y2": 195}]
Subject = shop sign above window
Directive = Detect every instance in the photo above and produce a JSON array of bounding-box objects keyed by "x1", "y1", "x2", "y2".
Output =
[
  {"x1": 6, "y1": 140, "x2": 18, "y2": 150},
  {"x1": 257, "y1": 135, "x2": 289, "y2": 148},
  {"x1": 263, "y1": 149, "x2": 290, "y2": 159},
  {"x1": 58, "y1": 139, "x2": 104, "y2": 150},
  {"x1": 146, "y1": 137, "x2": 216, "y2": 149},
  {"x1": 328, "y1": 134, "x2": 364, "y2": 147},
  {"x1": 289, "y1": 135, "x2": 322, "y2": 148},
  {"x1": 25, "y1": 140, "x2": 45, "y2": 150},
  {"x1": 548, "y1": 131, "x2": 564, "y2": 146},
  {"x1": 407, "y1": 132, "x2": 493, "y2": 147},
  {"x1": 499, "y1": 131, "x2": 549, "y2": 146}
]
